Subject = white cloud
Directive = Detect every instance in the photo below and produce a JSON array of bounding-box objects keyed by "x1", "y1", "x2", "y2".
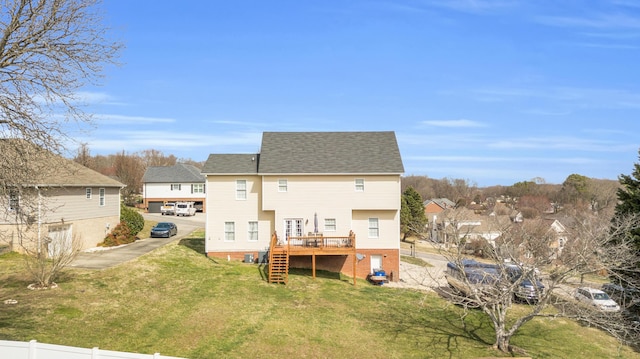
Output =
[
  {"x1": 75, "y1": 91, "x2": 118, "y2": 104},
  {"x1": 536, "y1": 13, "x2": 640, "y2": 30},
  {"x1": 93, "y1": 114, "x2": 176, "y2": 124},
  {"x1": 80, "y1": 130, "x2": 263, "y2": 156}
]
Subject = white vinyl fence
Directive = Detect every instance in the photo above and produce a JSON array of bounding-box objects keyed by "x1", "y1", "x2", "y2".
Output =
[{"x1": 0, "y1": 340, "x2": 187, "y2": 359}]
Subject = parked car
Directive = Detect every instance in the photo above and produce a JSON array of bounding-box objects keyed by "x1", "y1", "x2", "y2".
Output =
[
  {"x1": 445, "y1": 260, "x2": 544, "y2": 303},
  {"x1": 175, "y1": 201, "x2": 197, "y2": 216},
  {"x1": 574, "y1": 287, "x2": 621, "y2": 312},
  {"x1": 506, "y1": 265, "x2": 545, "y2": 303},
  {"x1": 150, "y1": 222, "x2": 178, "y2": 238},
  {"x1": 160, "y1": 202, "x2": 176, "y2": 215}
]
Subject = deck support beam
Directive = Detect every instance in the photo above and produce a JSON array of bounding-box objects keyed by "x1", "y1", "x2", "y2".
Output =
[
  {"x1": 353, "y1": 249, "x2": 357, "y2": 286},
  {"x1": 312, "y1": 253, "x2": 316, "y2": 279}
]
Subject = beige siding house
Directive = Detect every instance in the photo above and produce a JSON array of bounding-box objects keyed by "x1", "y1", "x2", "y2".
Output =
[
  {"x1": 0, "y1": 142, "x2": 124, "y2": 253},
  {"x1": 202, "y1": 131, "x2": 404, "y2": 282}
]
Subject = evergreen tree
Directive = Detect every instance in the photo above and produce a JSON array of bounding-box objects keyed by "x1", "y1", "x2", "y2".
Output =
[
  {"x1": 612, "y1": 149, "x2": 640, "y2": 284},
  {"x1": 400, "y1": 186, "x2": 427, "y2": 241}
]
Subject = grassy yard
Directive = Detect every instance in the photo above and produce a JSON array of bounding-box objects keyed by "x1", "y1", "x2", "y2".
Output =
[{"x1": 0, "y1": 231, "x2": 638, "y2": 359}]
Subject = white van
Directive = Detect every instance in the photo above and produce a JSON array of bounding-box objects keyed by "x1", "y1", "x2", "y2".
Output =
[{"x1": 175, "y1": 201, "x2": 197, "y2": 217}]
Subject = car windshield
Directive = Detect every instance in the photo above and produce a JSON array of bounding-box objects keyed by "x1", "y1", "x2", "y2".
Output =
[
  {"x1": 156, "y1": 223, "x2": 172, "y2": 228},
  {"x1": 593, "y1": 292, "x2": 610, "y2": 300}
]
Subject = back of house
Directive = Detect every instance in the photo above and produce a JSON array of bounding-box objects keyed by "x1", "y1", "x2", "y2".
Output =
[{"x1": 201, "y1": 131, "x2": 404, "y2": 281}]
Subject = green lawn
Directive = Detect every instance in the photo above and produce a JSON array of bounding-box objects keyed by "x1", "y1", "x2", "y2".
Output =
[{"x1": 0, "y1": 231, "x2": 638, "y2": 359}]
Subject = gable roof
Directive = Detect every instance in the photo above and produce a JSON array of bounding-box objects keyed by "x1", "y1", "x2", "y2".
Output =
[
  {"x1": 47, "y1": 160, "x2": 125, "y2": 187},
  {"x1": 202, "y1": 131, "x2": 404, "y2": 175},
  {"x1": 0, "y1": 140, "x2": 123, "y2": 188},
  {"x1": 424, "y1": 198, "x2": 456, "y2": 210},
  {"x1": 201, "y1": 154, "x2": 259, "y2": 174},
  {"x1": 143, "y1": 163, "x2": 206, "y2": 183}
]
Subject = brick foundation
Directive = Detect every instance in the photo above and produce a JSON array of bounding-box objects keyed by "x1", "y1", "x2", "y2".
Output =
[{"x1": 207, "y1": 248, "x2": 400, "y2": 282}]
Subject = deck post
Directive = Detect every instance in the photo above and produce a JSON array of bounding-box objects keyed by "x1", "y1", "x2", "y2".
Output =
[
  {"x1": 351, "y1": 231, "x2": 356, "y2": 286},
  {"x1": 312, "y1": 253, "x2": 316, "y2": 279}
]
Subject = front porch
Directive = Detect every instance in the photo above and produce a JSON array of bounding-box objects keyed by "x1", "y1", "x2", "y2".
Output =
[{"x1": 268, "y1": 231, "x2": 357, "y2": 285}]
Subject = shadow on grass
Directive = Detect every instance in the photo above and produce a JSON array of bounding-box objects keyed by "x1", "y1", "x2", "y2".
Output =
[
  {"x1": 255, "y1": 262, "x2": 348, "y2": 284},
  {"x1": 179, "y1": 237, "x2": 206, "y2": 255},
  {"x1": 364, "y1": 288, "x2": 495, "y2": 358}
]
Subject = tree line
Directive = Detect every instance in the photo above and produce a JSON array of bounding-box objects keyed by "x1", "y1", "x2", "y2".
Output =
[{"x1": 72, "y1": 144, "x2": 204, "y2": 205}]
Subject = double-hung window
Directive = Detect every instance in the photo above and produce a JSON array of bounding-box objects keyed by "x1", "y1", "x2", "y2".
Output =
[
  {"x1": 236, "y1": 180, "x2": 247, "y2": 200},
  {"x1": 368, "y1": 218, "x2": 379, "y2": 238},
  {"x1": 248, "y1": 221, "x2": 258, "y2": 241},
  {"x1": 278, "y1": 179, "x2": 288, "y2": 192},
  {"x1": 224, "y1": 222, "x2": 235, "y2": 241},
  {"x1": 99, "y1": 188, "x2": 105, "y2": 206},
  {"x1": 355, "y1": 178, "x2": 365, "y2": 192},
  {"x1": 171, "y1": 184, "x2": 181, "y2": 191},
  {"x1": 86, "y1": 188, "x2": 92, "y2": 199},
  {"x1": 191, "y1": 183, "x2": 205, "y2": 194},
  {"x1": 324, "y1": 218, "x2": 336, "y2": 232}
]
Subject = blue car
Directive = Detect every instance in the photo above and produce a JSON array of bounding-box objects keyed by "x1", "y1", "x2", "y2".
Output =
[{"x1": 150, "y1": 222, "x2": 178, "y2": 238}]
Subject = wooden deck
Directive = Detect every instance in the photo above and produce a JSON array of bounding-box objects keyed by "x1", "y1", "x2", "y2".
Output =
[{"x1": 268, "y1": 231, "x2": 357, "y2": 285}]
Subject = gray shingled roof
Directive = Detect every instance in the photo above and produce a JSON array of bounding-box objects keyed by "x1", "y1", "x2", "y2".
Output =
[
  {"x1": 201, "y1": 132, "x2": 404, "y2": 175},
  {"x1": 201, "y1": 154, "x2": 259, "y2": 174},
  {"x1": 143, "y1": 163, "x2": 206, "y2": 183},
  {"x1": 46, "y1": 160, "x2": 125, "y2": 187},
  {"x1": 0, "y1": 139, "x2": 124, "y2": 187}
]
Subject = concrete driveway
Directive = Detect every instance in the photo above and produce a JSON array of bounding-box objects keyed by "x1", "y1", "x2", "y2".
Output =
[{"x1": 70, "y1": 212, "x2": 205, "y2": 270}]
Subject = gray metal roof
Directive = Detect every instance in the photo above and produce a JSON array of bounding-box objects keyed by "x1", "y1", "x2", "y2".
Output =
[
  {"x1": 142, "y1": 163, "x2": 206, "y2": 183},
  {"x1": 202, "y1": 131, "x2": 404, "y2": 175},
  {"x1": 201, "y1": 154, "x2": 259, "y2": 174}
]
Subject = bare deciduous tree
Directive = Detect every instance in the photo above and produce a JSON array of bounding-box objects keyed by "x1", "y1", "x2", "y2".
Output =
[
  {"x1": 0, "y1": 0, "x2": 122, "y2": 152},
  {"x1": 0, "y1": 0, "x2": 121, "y2": 286},
  {"x1": 426, "y1": 209, "x2": 640, "y2": 353},
  {"x1": 113, "y1": 150, "x2": 143, "y2": 205},
  {"x1": 22, "y1": 228, "x2": 84, "y2": 289}
]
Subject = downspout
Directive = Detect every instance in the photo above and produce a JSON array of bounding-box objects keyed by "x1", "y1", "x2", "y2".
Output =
[{"x1": 35, "y1": 185, "x2": 42, "y2": 256}]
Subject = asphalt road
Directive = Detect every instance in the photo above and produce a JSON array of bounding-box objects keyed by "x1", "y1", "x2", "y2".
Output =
[{"x1": 70, "y1": 212, "x2": 205, "y2": 270}]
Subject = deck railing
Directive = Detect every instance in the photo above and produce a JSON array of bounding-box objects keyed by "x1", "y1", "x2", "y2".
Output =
[{"x1": 272, "y1": 230, "x2": 355, "y2": 251}]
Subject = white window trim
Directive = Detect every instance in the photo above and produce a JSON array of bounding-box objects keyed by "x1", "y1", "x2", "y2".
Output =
[
  {"x1": 86, "y1": 188, "x2": 92, "y2": 199},
  {"x1": 171, "y1": 183, "x2": 181, "y2": 191},
  {"x1": 248, "y1": 221, "x2": 258, "y2": 241},
  {"x1": 192, "y1": 183, "x2": 205, "y2": 194},
  {"x1": 324, "y1": 218, "x2": 336, "y2": 232},
  {"x1": 368, "y1": 217, "x2": 379, "y2": 238},
  {"x1": 278, "y1": 179, "x2": 288, "y2": 192},
  {"x1": 99, "y1": 188, "x2": 105, "y2": 206},
  {"x1": 224, "y1": 222, "x2": 235, "y2": 241},
  {"x1": 355, "y1": 178, "x2": 365, "y2": 192},
  {"x1": 236, "y1": 180, "x2": 247, "y2": 200}
]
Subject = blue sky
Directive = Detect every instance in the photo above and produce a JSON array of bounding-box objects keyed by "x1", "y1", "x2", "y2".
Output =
[{"x1": 75, "y1": 1, "x2": 640, "y2": 187}]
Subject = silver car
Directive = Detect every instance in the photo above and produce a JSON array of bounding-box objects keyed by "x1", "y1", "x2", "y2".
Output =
[{"x1": 574, "y1": 287, "x2": 620, "y2": 312}]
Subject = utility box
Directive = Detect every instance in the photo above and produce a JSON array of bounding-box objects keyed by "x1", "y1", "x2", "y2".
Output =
[{"x1": 244, "y1": 253, "x2": 254, "y2": 263}]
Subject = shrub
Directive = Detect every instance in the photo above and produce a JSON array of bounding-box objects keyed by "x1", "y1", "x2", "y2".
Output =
[
  {"x1": 99, "y1": 222, "x2": 136, "y2": 247},
  {"x1": 121, "y1": 203, "x2": 144, "y2": 236}
]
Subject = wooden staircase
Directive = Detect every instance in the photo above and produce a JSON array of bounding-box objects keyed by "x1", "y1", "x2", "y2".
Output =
[{"x1": 268, "y1": 232, "x2": 289, "y2": 284}]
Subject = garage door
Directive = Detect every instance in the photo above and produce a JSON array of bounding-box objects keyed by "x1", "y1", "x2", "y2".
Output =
[{"x1": 148, "y1": 201, "x2": 163, "y2": 213}]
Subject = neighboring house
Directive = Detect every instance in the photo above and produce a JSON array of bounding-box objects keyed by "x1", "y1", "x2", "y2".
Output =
[
  {"x1": 495, "y1": 216, "x2": 569, "y2": 264},
  {"x1": 202, "y1": 131, "x2": 404, "y2": 282},
  {"x1": 434, "y1": 208, "x2": 509, "y2": 246},
  {"x1": 142, "y1": 163, "x2": 206, "y2": 213},
  {"x1": 424, "y1": 198, "x2": 455, "y2": 219},
  {"x1": 0, "y1": 142, "x2": 124, "y2": 253}
]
